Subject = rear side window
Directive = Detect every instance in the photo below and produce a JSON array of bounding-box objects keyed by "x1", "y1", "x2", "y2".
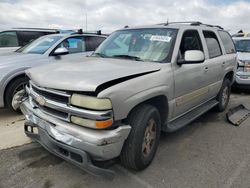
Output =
[
  {"x1": 203, "y1": 31, "x2": 222, "y2": 58},
  {"x1": 17, "y1": 31, "x2": 51, "y2": 46},
  {"x1": 86, "y1": 36, "x2": 106, "y2": 51},
  {"x1": 0, "y1": 31, "x2": 18, "y2": 47},
  {"x1": 218, "y1": 31, "x2": 236, "y2": 54}
]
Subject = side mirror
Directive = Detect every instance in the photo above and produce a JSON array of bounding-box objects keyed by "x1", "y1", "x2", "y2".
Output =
[
  {"x1": 178, "y1": 50, "x2": 205, "y2": 65},
  {"x1": 53, "y1": 47, "x2": 69, "y2": 56}
]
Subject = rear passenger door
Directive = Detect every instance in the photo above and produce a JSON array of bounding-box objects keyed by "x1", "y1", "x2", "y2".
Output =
[{"x1": 201, "y1": 30, "x2": 228, "y2": 98}]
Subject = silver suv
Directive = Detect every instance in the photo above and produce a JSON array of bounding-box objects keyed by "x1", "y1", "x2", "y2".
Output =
[{"x1": 19, "y1": 22, "x2": 237, "y2": 178}]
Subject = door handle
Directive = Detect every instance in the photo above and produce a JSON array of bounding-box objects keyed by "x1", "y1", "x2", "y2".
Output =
[
  {"x1": 222, "y1": 62, "x2": 226, "y2": 66},
  {"x1": 204, "y1": 67, "x2": 209, "y2": 72}
]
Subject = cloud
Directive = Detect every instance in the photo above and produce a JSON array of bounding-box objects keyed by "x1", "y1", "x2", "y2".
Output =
[{"x1": 0, "y1": 0, "x2": 249, "y2": 34}]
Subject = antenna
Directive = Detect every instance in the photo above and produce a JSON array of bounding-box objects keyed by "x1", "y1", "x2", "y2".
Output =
[
  {"x1": 83, "y1": 0, "x2": 88, "y2": 31},
  {"x1": 85, "y1": 12, "x2": 88, "y2": 31}
]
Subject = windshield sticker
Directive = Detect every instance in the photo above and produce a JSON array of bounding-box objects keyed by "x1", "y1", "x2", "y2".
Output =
[{"x1": 150, "y1": 35, "x2": 172, "y2": 42}]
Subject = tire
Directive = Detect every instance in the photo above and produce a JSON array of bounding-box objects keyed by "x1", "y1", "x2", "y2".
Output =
[
  {"x1": 215, "y1": 79, "x2": 231, "y2": 112},
  {"x1": 120, "y1": 104, "x2": 161, "y2": 171},
  {"x1": 5, "y1": 77, "x2": 29, "y2": 112}
]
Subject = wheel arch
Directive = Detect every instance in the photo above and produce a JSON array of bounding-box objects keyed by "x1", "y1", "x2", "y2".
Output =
[
  {"x1": 3, "y1": 71, "x2": 28, "y2": 107},
  {"x1": 124, "y1": 95, "x2": 169, "y2": 126},
  {"x1": 224, "y1": 71, "x2": 234, "y2": 84}
]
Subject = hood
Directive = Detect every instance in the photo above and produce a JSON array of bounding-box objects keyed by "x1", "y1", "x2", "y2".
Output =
[
  {"x1": 0, "y1": 53, "x2": 42, "y2": 66},
  {"x1": 237, "y1": 52, "x2": 250, "y2": 61},
  {"x1": 26, "y1": 57, "x2": 162, "y2": 92}
]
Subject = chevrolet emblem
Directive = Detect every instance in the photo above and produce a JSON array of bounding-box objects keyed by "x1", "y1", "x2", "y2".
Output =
[{"x1": 36, "y1": 95, "x2": 46, "y2": 106}]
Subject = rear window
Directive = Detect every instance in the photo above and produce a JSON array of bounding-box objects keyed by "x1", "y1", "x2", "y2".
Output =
[
  {"x1": 203, "y1": 31, "x2": 222, "y2": 58},
  {"x1": 218, "y1": 31, "x2": 236, "y2": 54}
]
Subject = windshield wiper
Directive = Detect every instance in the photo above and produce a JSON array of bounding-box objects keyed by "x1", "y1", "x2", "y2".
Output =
[
  {"x1": 112, "y1": 55, "x2": 143, "y2": 61},
  {"x1": 92, "y1": 52, "x2": 108, "y2": 58}
]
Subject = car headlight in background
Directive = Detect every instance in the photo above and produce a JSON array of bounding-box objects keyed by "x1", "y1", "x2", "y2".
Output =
[
  {"x1": 70, "y1": 94, "x2": 112, "y2": 110},
  {"x1": 238, "y1": 60, "x2": 245, "y2": 67}
]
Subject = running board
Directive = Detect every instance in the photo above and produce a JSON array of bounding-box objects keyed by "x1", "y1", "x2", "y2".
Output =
[{"x1": 162, "y1": 99, "x2": 219, "y2": 132}]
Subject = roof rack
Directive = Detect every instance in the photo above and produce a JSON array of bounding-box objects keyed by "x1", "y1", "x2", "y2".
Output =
[
  {"x1": 157, "y1": 21, "x2": 224, "y2": 30},
  {"x1": 70, "y1": 29, "x2": 103, "y2": 35}
]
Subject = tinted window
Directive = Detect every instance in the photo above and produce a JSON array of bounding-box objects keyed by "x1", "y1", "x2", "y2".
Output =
[
  {"x1": 57, "y1": 37, "x2": 86, "y2": 54},
  {"x1": 179, "y1": 30, "x2": 203, "y2": 59},
  {"x1": 0, "y1": 31, "x2": 18, "y2": 47},
  {"x1": 218, "y1": 31, "x2": 235, "y2": 54},
  {"x1": 17, "y1": 31, "x2": 51, "y2": 46},
  {"x1": 86, "y1": 36, "x2": 106, "y2": 51},
  {"x1": 203, "y1": 31, "x2": 222, "y2": 58}
]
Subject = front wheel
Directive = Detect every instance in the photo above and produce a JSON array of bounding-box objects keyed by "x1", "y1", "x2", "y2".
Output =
[
  {"x1": 215, "y1": 79, "x2": 231, "y2": 112},
  {"x1": 120, "y1": 104, "x2": 161, "y2": 171},
  {"x1": 5, "y1": 77, "x2": 29, "y2": 112}
]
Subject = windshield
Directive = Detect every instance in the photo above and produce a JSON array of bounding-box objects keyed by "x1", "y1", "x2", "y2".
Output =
[
  {"x1": 17, "y1": 35, "x2": 62, "y2": 54},
  {"x1": 93, "y1": 28, "x2": 177, "y2": 62},
  {"x1": 234, "y1": 39, "x2": 250, "y2": 53}
]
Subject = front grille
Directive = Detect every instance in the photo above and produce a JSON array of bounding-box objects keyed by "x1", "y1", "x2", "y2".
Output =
[
  {"x1": 32, "y1": 85, "x2": 69, "y2": 104},
  {"x1": 27, "y1": 81, "x2": 113, "y2": 123},
  {"x1": 29, "y1": 82, "x2": 71, "y2": 121}
]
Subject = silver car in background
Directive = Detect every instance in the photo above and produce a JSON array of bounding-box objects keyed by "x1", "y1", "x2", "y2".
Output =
[
  {"x1": 233, "y1": 37, "x2": 250, "y2": 88},
  {"x1": 0, "y1": 32, "x2": 107, "y2": 111}
]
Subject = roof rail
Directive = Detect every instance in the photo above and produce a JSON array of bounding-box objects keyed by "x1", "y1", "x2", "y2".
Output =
[
  {"x1": 13, "y1": 27, "x2": 58, "y2": 31},
  {"x1": 157, "y1": 21, "x2": 224, "y2": 30}
]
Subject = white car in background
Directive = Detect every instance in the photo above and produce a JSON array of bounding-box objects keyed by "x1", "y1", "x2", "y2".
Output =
[{"x1": 233, "y1": 37, "x2": 250, "y2": 89}]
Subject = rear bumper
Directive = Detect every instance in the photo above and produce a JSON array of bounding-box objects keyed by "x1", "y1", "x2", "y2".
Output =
[{"x1": 20, "y1": 99, "x2": 131, "y2": 178}]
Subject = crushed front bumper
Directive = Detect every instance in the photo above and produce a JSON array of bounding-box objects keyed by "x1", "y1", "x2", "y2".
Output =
[{"x1": 20, "y1": 100, "x2": 131, "y2": 178}]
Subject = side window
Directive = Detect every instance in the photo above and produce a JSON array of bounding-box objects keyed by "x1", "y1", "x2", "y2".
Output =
[
  {"x1": 17, "y1": 31, "x2": 46, "y2": 46},
  {"x1": 58, "y1": 37, "x2": 86, "y2": 54},
  {"x1": 0, "y1": 31, "x2": 18, "y2": 47},
  {"x1": 179, "y1": 30, "x2": 203, "y2": 59},
  {"x1": 218, "y1": 31, "x2": 236, "y2": 54},
  {"x1": 86, "y1": 36, "x2": 106, "y2": 51},
  {"x1": 203, "y1": 31, "x2": 222, "y2": 58}
]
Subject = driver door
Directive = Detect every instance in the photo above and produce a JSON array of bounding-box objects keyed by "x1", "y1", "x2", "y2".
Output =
[
  {"x1": 172, "y1": 29, "x2": 209, "y2": 118},
  {"x1": 49, "y1": 36, "x2": 91, "y2": 63}
]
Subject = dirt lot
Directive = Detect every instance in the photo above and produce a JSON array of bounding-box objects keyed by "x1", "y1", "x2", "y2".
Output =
[{"x1": 0, "y1": 92, "x2": 250, "y2": 188}]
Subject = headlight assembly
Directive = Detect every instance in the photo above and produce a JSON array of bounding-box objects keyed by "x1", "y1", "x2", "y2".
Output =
[{"x1": 70, "y1": 94, "x2": 112, "y2": 110}]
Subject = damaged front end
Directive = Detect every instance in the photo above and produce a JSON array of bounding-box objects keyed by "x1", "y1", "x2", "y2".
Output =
[{"x1": 16, "y1": 84, "x2": 131, "y2": 179}]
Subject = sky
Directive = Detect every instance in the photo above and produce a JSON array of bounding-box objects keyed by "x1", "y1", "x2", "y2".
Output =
[{"x1": 0, "y1": 0, "x2": 250, "y2": 34}]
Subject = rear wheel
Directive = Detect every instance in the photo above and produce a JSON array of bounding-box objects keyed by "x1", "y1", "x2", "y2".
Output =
[
  {"x1": 215, "y1": 79, "x2": 231, "y2": 112},
  {"x1": 5, "y1": 77, "x2": 29, "y2": 112},
  {"x1": 120, "y1": 104, "x2": 161, "y2": 170}
]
